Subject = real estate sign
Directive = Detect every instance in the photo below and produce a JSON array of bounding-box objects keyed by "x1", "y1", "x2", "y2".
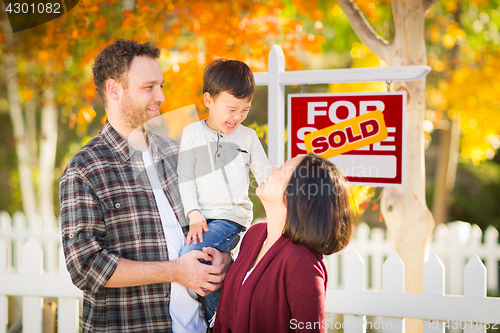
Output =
[{"x1": 288, "y1": 92, "x2": 406, "y2": 187}]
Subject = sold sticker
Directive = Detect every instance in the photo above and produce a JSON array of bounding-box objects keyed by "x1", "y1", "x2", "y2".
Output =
[{"x1": 303, "y1": 110, "x2": 388, "y2": 159}]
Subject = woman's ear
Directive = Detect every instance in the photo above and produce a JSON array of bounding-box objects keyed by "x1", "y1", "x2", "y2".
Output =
[{"x1": 282, "y1": 191, "x2": 288, "y2": 208}]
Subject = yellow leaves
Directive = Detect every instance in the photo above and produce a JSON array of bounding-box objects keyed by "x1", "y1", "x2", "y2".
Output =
[
  {"x1": 426, "y1": 88, "x2": 448, "y2": 111},
  {"x1": 443, "y1": 51, "x2": 500, "y2": 164},
  {"x1": 348, "y1": 43, "x2": 384, "y2": 69},
  {"x1": 331, "y1": 4, "x2": 343, "y2": 17},
  {"x1": 444, "y1": 0, "x2": 458, "y2": 12},
  {"x1": 432, "y1": 60, "x2": 445, "y2": 72},
  {"x1": 351, "y1": 186, "x2": 376, "y2": 216},
  {"x1": 429, "y1": 26, "x2": 441, "y2": 44},
  {"x1": 350, "y1": 43, "x2": 367, "y2": 59},
  {"x1": 329, "y1": 44, "x2": 386, "y2": 94},
  {"x1": 433, "y1": 23, "x2": 466, "y2": 49},
  {"x1": 248, "y1": 122, "x2": 268, "y2": 144},
  {"x1": 468, "y1": 0, "x2": 489, "y2": 5},
  {"x1": 442, "y1": 34, "x2": 455, "y2": 49}
]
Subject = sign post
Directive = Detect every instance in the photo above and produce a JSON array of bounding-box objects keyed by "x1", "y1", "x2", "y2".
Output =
[{"x1": 288, "y1": 92, "x2": 406, "y2": 187}]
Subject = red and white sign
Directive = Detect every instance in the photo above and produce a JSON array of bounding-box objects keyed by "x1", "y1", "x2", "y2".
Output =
[{"x1": 288, "y1": 92, "x2": 406, "y2": 187}]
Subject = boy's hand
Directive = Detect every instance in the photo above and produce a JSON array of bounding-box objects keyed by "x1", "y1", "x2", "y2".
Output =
[{"x1": 186, "y1": 210, "x2": 209, "y2": 246}]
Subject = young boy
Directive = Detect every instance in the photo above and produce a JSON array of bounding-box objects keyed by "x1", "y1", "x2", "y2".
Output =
[{"x1": 177, "y1": 59, "x2": 271, "y2": 325}]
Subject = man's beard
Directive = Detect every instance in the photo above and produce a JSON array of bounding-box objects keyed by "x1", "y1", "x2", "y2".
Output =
[{"x1": 121, "y1": 91, "x2": 161, "y2": 132}]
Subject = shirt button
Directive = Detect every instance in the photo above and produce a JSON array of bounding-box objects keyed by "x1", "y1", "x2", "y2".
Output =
[
  {"x1": 219, "y1": 135, "x2": 223, "y2": 138},
  {"x1": 150, "y1": 197, "x2": 155, "y2": 203},
  {"x1": 115, "y1": 202, "x2": 121, "y2": 209},
  {"x1": 69, "y1": 233, "x2": 74, "y2": 239},
  {"x1": 157, "y1": 229, "x2": 162, "y2": 234},
  {"x1": 219, "y1": 145, "x2": 222, "y2": 148},
  {"x1": 217, "y1": 153, "x2": 221, "y2": 157}
]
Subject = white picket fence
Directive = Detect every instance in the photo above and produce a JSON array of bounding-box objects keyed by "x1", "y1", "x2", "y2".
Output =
[
  {"x1": 1, "y1": 210, "x2": 500, "y2": 332},
  {"x1": 0, "y1": 211, "x2": 82, "y2": 333},
  {"x1": 328, "y1": 220, "x2": 500, "y2": 295},
  {"x1": 325, "y1": 251, "x2": 500, "y2": 333}
]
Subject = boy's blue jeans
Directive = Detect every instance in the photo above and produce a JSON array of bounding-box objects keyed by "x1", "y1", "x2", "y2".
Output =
[{"x1": 179, "y1": 219, "x2": 244, "y2": 323}]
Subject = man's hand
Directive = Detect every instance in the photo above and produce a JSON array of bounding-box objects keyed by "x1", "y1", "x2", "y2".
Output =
[
  {"x1": 203, "y1": 247, "x2": 232, "y2": 273},
  {"x1": 186, "y1": 210, "x2": 209, "y2": 246},
  {"x1": 173, "y1": 250, "x2": 225, "y2": 296}
]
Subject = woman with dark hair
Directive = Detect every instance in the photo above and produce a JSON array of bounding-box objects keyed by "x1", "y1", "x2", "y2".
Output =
[{"x1": 213, "y1": 153, "x2": 356, "y2": 333}]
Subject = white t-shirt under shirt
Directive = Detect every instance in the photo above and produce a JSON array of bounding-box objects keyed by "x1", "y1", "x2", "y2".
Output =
[{"x1": 142, "y1": 148, "x2": 207, "y2": 333}]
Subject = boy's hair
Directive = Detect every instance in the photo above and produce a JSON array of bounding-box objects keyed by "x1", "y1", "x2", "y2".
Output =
[
  {"x1": 92, "y1": 39, "x2": 160, "y2": 107},
  {"x1": 203, "y1": 59, "x2": 255, "y2": 101},
  {"x1": 282, "y1": 153, "x2": 356, "y2": 255}
]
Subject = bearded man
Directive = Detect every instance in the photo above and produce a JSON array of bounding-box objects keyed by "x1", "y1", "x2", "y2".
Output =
[{"x1": 59, "y1": 39, "x2": 230, "y2": 333}]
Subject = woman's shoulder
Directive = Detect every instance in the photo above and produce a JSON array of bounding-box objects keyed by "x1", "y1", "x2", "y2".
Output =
[
  {"x1": 247, "y1": 222, "x2": 267, "y2": 234},
  {"x1": 282, "y1": 241, "x2": 326, "y2": 270},
  {"x1": 240, "y1": 222, "x2": 266, "y2": 243}
]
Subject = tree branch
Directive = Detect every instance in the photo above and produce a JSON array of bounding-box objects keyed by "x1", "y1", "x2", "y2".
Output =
[
  {"x1": 336, "y1": 0, "x2": 390, "y2": 62},
  {"x1": 424, "y1": 0, "x2": 440, "y2": 15}
]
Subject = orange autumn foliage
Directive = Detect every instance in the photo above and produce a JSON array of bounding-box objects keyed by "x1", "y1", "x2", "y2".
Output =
[{"x1": 1, "y1": 0, "x2": 324, "y2": 134}]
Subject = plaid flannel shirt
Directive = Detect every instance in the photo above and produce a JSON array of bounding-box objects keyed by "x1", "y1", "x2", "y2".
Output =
[{"x1": 59, "y1": 121, "x2": 190, "y2": 332}]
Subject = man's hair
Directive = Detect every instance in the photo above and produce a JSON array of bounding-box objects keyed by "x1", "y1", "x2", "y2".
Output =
[
  {"x1": 282, "y1": 153, "x2": 356, "y2": 255},
  {"x1": 92, "y1": 39, "x2": 160, "y2": 106},
  {"x1": 203, "y1": 59, "x2": 255, "y2": 101}
]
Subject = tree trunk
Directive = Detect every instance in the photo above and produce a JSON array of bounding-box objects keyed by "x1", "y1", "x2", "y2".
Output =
[
  {"x1": 25, "y1": 86, "x2": 38, "y2": 166},
  {"x1": 4, "y1": 48, "x2": 38, "y2": 218},
  {"x1": 338, "y1": 0, "x2": 437, "y2": 306},
  {"x1": 38, "y1": 87, "x2": 58, "y2": 220},
  {"x1": 380, "y1": 0, "x2": 435, "y2": 295}
]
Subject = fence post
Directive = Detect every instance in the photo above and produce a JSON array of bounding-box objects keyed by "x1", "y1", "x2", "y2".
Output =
[
  {"x1": 57, "y1": 246, "x2": 80, "y2": 333},
  {"x1": 382, "y1": 252, "x2": 405, "y2": 333},
  {"x1": 327, "y1": 254, "x2": 340, "y2": 288},
  {"x1": 0, "y1": 212, "x2": 12, "y2": 273},
  {"x1": 447, "y1": 222, "x2": 470, "y2": 295},
  {"x1": 0, "y1": 239, "x2": 7, "y2": 333},
  {"x1": 268, "y1": 44, "x2": 285, "y2": 167},
  {"x1": 371, "y1": 228, "x2": 385, "y2": 290},
  {"x1": 22, "y1": 237, "x2": 43, "y2": 333},
  {"x1": 343, "y1": 251, "x2": 367, "y2": 333},
  {"x1": 463, "y1": 256, "x2": 486, "y2": 333},
  {"x1": 484, "y1": 225, "x2": 499, "y2": 295},
  {"x1": 423, "y1": 254, "x2": 445, "y2": 333},
  {"x1": 468, "y1": 225, "x2": 483, "y2": 259},
  {"x1": 354, "y1": 223, "x2": 370, "y2": 288},
  {"x1": 12, "y1": 212, "x2": 27, "y2": 272},
  {"x1": 42, "y1": 214, "x2": 59, "y2": 274},
  {"x1": 430, "y1": 223, "x2": 448, "y2": 267}
]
